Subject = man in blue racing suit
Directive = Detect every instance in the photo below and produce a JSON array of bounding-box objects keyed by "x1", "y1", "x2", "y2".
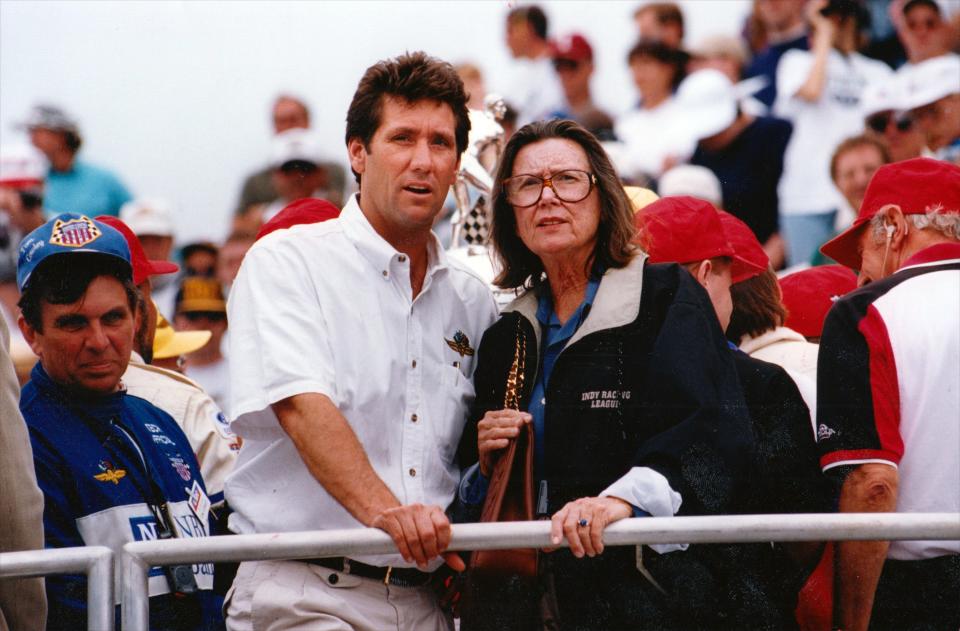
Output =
[{"x1": 16, "y1": 213, "x2": 217, "y2": 630}]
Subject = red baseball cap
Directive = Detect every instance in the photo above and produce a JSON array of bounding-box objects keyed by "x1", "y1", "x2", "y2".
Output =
[
  {"x1": 820, "y1": 157, "x2": 960, "y2": 269},
  {"x1": 636, "y1": 196, "x2": 766, "y2": 283},
  {"x1": 550, "y1": 33, "x2": 593, "y2": 62},
  {"x1": 717, "y1": 210, "x2": 769, "y2": 280},
  {"x1": 96, "y1": 215, "x2": 179, "y2": 285},
  {"x1": 779, "y1": 265, "x2": 858, "y2": 338},
  {"x1": 256, "y1": 198, "x2": 341, "y2": 241}
]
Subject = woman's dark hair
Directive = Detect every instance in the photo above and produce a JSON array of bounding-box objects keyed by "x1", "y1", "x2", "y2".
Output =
[
  {"x1": 491, "y1": 119, "x2": 637, "y2": 290},
  {"x1": 627, "y1": 40, "x2": 689, "y2": 90},
  {"x1": 726, "y1": 266, "x2": 788, "y2": 344},
  {"x1": 345, "y1": 51, "x2": 471, "y2": 184},
  {"x1": 18, "y1": 254, "x2": 137, "y2": 332}
]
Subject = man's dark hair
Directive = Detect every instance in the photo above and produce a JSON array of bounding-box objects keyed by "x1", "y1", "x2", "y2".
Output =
[
  {"x1": 635, "y1": 2, "x2": 685, "y2": 38},
  {"x1": 491, "y1": 119, "x2": 637, "y2": 289},
  {"x1": 627, "y1": 41, "x2": 689, "y2": 89},
  {"x1": 64, "y1": 130, "x2": 82, "y2": 154},
  {"x1": 903, "y1": 0, "x2": 942, "y2": 16},
  {"x1": 18, "y1": 254, "x2": 137, "y2": 332},
  {"x1": 726, "y1": 267, "x2": 788, "y2": 344},
  {"x1": 507, "y1": 5, "x2": 549, "y2": 40},
  {"x1": 344, "y1": 51, "x2": 471, "y2": 184}
]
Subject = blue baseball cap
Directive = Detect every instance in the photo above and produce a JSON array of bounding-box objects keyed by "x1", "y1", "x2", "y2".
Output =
[{"x1": 17, "y1": 213, "x2": 132, "y2": 292}]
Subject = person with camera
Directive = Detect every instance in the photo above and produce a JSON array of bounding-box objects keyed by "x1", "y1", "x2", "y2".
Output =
[
  {"x1": 16, "y1": 213, "x2": 217, "y2": 630},
  {"x1": 773, "y1": 0, "x2": 892, "y2": 266}
]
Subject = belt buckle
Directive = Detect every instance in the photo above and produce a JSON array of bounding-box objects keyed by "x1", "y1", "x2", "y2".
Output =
[{"x1": 383, "y1": 566, "x2": 393, "y2": 585}]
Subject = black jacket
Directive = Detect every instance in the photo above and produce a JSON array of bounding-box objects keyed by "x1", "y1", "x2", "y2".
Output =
[
  {"x1": 457, "y1": 255, "x2": 759, "y2": 630},
  {"x1": 459, "y1": 255, "x2": 754, "y2": 517}
]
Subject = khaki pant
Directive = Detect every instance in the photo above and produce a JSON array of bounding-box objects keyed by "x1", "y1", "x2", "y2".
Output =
[{"x1": 224, "y1": 559, "x2": 453, "y2": 631}]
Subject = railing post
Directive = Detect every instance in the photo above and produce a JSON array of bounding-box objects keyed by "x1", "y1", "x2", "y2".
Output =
[
  {"x1": 121, "y1": 546, "x2": 150, "y2": 631},
  {"x1": 87, "y1": 546, "x2": 115, "y2": 631}
]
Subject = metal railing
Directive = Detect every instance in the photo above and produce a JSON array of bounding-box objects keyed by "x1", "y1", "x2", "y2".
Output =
[
  {"x1": 0, "y1": 545, "x2": 114, "y2": 631},
  {"x1": 121, "y1": 512, "x2": 960, "y2": 631}
]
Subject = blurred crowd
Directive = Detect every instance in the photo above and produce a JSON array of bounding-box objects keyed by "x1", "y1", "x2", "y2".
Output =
[{"x1": 0, "y1": 1, "x2": 958, "y2": 630}]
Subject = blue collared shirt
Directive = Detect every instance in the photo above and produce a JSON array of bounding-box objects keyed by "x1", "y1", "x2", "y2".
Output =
[{"x1": 528, "y1": 276, "x2": 601, "y2": 475}]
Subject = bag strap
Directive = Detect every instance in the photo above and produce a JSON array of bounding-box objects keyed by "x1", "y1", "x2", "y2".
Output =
[{"x1": 504, "y1": 318, "x2": 526, "y2": 411}]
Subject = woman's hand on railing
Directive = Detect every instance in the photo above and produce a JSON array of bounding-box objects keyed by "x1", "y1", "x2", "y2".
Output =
[
  {"x1": 548, "y1": 496, "x2": 633, "y2": 558},
  {"x1": 477, "y1": 409, "x2": 531, "y2": 476}
]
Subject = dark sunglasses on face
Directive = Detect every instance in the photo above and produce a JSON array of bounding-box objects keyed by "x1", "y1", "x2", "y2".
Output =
[
  {"x1": 866, "y1": 112, "x2": 915, "y2": 133},
  {"x1": 552, "y1": 59, "x2": 581, "y2": 72},
  {"x1": 181, "y1": 311, "x2": 226, "y2": 323}
]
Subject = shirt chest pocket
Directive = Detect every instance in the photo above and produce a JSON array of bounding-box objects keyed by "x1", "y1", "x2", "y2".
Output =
[{"x1": 435, "y1": 363, "x2": 476, "y2": 461}]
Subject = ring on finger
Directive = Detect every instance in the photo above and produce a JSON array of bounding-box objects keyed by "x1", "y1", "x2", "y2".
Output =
[{"x1": 578, "y1": 518, "x2": 589, "y2": 527}]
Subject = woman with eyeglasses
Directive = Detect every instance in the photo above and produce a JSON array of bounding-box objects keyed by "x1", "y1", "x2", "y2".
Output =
[{"x1": 456, "y1": 119, "x2": 754, "y2": 631}]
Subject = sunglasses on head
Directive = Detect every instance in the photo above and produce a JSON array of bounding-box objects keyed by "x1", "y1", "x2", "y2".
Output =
[
  {"x1": 866, "y1": 112, "x2": 915, "y2": 133},
  {"x1": 181, "y1": 311, "x2": 226, "y2": 322}
]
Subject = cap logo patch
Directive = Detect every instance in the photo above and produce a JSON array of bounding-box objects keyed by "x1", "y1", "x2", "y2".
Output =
[{"x1": 50, "y1": 216, "x2": 101, "y2": 247}]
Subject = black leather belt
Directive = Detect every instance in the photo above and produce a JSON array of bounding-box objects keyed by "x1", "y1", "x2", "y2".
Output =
[{"x1": 304, "y1": 556, "x2": 433, "y2": 588}]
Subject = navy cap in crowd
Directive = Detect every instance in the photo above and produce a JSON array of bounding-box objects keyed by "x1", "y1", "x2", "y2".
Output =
[{"x1": 17, "y1": 213, "x2": 132, "y2": 292}]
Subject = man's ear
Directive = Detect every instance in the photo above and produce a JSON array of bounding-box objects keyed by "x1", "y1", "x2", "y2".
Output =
[
  {"x1": 18, "y1": 314, "x2": 42, "y2": 360},
  {"x1": 886, "y1": 205, "x2": 909, "y2": 250},
  {"x1": 347, "y1": 137, "x2": 367, "y2": 179},
  {"x1": 693, "y1": 259, "x2": 713, "y2": 290}
]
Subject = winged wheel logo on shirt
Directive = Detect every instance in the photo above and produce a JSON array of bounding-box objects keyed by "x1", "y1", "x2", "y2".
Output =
[
  {"x1": 94, "y1": 459, "x2": 127, "y2": 485},
  {"x1": 445, "y1": 330, "x2": 475, "y2": 357}
]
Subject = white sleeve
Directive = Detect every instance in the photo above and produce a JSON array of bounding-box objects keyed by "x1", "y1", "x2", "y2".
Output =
[
  {"x1": 600, "y1": 466, "x2": 688, "y2": 554},
  {"x1": 227, "y1": 239, "x2": 338, "y2": 438},
  {"x1": 773, "y1": 50, "x2": 814, "y2": 119}
]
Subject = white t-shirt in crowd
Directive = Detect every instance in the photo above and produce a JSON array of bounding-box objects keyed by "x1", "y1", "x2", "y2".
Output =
[
  {"x1": 504, "y1": 56, "x2": 567, "y2": 127},
  {"x1": 614, "y1": 98, "x2": 695, "y2": 181},
  {"x1": 224, "y1": 195, "x2": 497, "y2": 569},
  {"x1": 774, "y1": 48, "x2": 892, "y2": 215}
]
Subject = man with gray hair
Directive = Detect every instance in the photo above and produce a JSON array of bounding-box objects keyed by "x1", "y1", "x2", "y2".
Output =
[{"x1": 817, "y1": 157, "x2": 960, "y2": 631}]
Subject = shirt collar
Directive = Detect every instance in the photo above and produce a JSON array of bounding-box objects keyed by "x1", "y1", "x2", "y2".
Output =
[
  {"x1": 536, "y1": 273, "x2": 603, "y2": 329},
  {"x1": 30, "y1": 361, "x2": 125, "y2": 417},
  {"x1": 901, "y1": 242, "x2": 960, "y2": 270},
  {"x1": 340, "y1": 194, "x2": 448, "y2": 281}
]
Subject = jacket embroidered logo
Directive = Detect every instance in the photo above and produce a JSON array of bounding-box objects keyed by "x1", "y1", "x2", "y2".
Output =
[
  {"x1": 445, "y1": 330, "x2": 475, "y2": 357},
  {"x1": 94, "y1": 459, "x2": 127, "y2": 485}
]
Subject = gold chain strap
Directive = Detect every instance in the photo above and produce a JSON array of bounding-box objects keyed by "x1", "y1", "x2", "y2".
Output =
[{"x1": 504, "y1": 319, "x2": 526, "y2": 410}]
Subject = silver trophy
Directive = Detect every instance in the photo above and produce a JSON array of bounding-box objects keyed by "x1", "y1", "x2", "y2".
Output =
[{"x1": 447, "y1": 95, "x2": 517, "y2": 308}]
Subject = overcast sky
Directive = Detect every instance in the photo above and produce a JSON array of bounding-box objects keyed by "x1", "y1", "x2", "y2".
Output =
[{"x1": 0, "y1": 0, "x2": 751, "y2": 244}]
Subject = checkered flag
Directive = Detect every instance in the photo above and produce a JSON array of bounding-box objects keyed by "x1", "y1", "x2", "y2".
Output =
[{"x1": 461, "y1": 196, "x2": 490, "y2": 245}]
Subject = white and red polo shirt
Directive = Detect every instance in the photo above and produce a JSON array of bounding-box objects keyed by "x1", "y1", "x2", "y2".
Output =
[{"x1": 817, "y1": 243, "x2": 960, "y2": 561}]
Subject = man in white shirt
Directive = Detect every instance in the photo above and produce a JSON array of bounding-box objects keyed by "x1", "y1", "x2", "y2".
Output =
[
  {"x1": 224, "y1": 52, "x2": 497, "y2": 631},
  {"x1": 502, "y1": 5, "x2": 566, "y2": 127}
]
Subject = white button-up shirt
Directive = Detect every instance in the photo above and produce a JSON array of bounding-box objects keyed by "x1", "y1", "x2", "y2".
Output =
[{"x1": 225, "y1": 195, "x2": 497, "y2": 568}]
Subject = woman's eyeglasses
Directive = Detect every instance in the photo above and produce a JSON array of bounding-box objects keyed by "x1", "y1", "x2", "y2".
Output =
[
  {"x1": 502, "y1": 169, "x2": 596, "y2": 208},
  {"x1": 866, "y1": 112, "x2": 915, "y2": 134}
]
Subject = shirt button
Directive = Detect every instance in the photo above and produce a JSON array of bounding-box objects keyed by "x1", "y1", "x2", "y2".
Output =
[
  {"x1": 411, "y1": 413, "x2": 418, "y2": 423},
  {"x1": 541, "y1": 398, "x2": 546, "y2": 405},
  {"x1": 398, "y1": 255, "x2": 407, "y2": 262},
  {"x1": 382, "y1": 270, "x2": 388, "y2": 277},
  {"x1": 411, "y1": 359, "x2": 417, "y2": 369},
  {"x1": 409, "y1": 468, "x2": 417, "y2": 477}
]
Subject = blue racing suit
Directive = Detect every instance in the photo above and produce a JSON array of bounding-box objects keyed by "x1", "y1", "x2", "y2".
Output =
[{"x1": 22, "y1": 363, "x2": 217, "y2": 630}]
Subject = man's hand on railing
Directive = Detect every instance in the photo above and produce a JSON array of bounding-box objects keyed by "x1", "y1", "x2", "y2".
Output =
[{"x1": 370, "y1": 503, "x2": 466, "y2": 571}]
